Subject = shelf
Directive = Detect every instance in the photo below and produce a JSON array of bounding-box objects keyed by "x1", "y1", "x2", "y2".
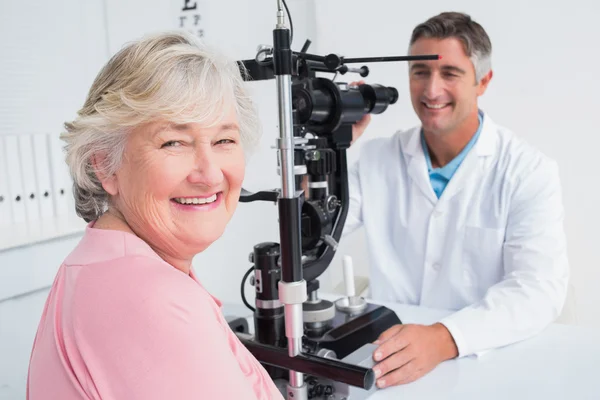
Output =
[{"x1": 0, "y1": 214, "x2": 87, "y2": 253}]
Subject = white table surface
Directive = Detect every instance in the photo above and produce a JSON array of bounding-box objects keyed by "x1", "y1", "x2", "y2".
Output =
[{"x1": 223, "y1": 293, "x2": 600, "y2": 400}]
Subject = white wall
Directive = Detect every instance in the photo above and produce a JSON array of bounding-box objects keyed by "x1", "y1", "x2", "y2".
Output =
[{"x1": 314, "y1": 0, "x2": 600, "y2": 328}]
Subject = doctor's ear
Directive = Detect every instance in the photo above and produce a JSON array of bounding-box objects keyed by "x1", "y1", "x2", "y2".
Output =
[
  {"x1": 91, "y1": 154, "x2": 119, "y2": 196},
  {"x1": 476, "y1": 70, "x2": 493, "y2": 96}
]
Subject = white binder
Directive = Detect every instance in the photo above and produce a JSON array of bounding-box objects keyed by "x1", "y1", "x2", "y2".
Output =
[
  {"x1": 47, "y1": 133, "x2": 71, "y2": 217},
  {"x1": 18, "y1": 134, "x2": 41, "y2": 223},
  {"x1": 3, "y1": 135, "x2": 27, "y2": 224},
  {"x1": 0, "y1": 137, "x2": 12, "y2": 227},
  {"x1": 32, "y1": 133, "x2": 56, "y2": 219}
]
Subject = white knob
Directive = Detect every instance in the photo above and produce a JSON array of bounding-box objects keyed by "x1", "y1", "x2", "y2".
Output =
[{"x1": 342, "y1": 255, "x2": 355, "y2": 297}]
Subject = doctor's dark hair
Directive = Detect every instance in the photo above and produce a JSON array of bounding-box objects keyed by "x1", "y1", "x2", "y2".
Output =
[
  {"x1": 61, "y1": 30, "x2": 260, "y2": 223},
  {"x1": 409, "y1": 12, "x2": 492, "y2": 83}
]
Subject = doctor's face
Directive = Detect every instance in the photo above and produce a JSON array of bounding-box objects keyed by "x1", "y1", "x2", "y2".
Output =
[{"x1": 408, "y1": 37, "x2": 491, "y2": 136}]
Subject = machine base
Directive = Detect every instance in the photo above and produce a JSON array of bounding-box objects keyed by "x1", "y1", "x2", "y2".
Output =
[
  {"x1": 304, "y1": 301, "x2": 402, "y2": 359},
  {"x1": 227, "y1": 300, "x2": 402, "y2": 399}
]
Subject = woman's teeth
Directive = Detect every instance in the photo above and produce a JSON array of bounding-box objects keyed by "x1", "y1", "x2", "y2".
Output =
[{"x1": 173, "y1": 194, "x2": 218, "y2": 205}]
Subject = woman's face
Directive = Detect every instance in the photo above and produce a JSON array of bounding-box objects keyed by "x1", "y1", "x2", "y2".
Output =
[{"x1": 101, "y1": 106, "x2": 245, "y2": 267}]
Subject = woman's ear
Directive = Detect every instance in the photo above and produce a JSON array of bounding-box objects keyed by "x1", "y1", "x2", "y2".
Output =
[{"x1": 91, "y1": 154, "x2": 119, "y2": 196}]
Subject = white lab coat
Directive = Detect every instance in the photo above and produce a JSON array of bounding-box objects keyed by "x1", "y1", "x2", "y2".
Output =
[{"x1": 344, "y1": 111, "x2": 569, "y2": 357}]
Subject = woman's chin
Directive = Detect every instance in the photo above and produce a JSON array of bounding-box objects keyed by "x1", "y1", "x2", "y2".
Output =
[{"x1": 182, "y1": 228, "x2": 226, "y2": 252}]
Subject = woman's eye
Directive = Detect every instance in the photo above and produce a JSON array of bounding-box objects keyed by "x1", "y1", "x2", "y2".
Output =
[
  {"x1": 161, "y1": 140, "x2": 182, "y2": 148},
  {"x1": 215, "y1": 139, "x2": 236, "y2": 145}
]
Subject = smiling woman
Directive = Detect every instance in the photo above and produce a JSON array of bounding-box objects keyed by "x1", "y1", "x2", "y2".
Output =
[
  {"x1": 92, "y1": 106, "x2": 246, "y2": 271},
  {"x1": 26, "y1": 31, "x2": 284, "y2": 400},
  {"x1": 63, "y1": 32, "x2": 259, "y2": 225}
]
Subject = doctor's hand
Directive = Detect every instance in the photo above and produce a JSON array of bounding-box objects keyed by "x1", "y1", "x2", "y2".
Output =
[
  {"x1": 352, "y1": 114, "x2": 371, "y2": 144},
  {"x1": 350, "y1": 80, "x2": 372, "y2": 144},
  {"x1": 371, "y1": 323, "x2": 458, "y2": 388}
]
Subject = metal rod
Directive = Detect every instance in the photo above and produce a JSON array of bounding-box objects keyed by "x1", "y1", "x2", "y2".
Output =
[
  {"x1": 293, "y1": 51, "x2": 327, "y2": 62},
  {"x1": 272, "y1": 4, "x2": 307, "y2": 398},
  {"x1": 276, "y1": 0, "x2": 285, "y2": 27},
  {"x1": 237, "y1": 334, "x2": 375, "y2": 390},
  {"x1": 343, "y1": 54, "x2": 440, "y2": 63},
  {"x1": 276, "y1": 74, "x2": 295, "y2": 199},
  {"x1": 289, "y1": 369, "x2": 304, "y2": 388}
]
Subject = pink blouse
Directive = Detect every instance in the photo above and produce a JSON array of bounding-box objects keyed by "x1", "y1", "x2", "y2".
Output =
[{"x1": 27, "y1": 223, "x2": 284, "y2": 400}]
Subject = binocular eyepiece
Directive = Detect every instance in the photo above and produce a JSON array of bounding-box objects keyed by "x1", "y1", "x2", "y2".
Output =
[
  {"x1": 357, "y1": 83, "x2": 399, "y2": 114},
  {"x1": 292, "y1": 78, "x2": 398, "y2": 133}
]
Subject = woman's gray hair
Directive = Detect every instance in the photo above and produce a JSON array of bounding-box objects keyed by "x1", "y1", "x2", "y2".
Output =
[
  {"x1": 409, "y1": 12, "x2": 492, "y2": 83},
  {"x1": 61, "y1": 30, "x2": 260, "y2": 222}
]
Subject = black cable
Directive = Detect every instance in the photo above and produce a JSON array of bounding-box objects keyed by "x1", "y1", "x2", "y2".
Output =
[
  {"x1": 241, "y1": 265, "x2": 256, "y2": 312},
  {"x1": 282, "y1": 0, "x2": 293, "y2": 44}
]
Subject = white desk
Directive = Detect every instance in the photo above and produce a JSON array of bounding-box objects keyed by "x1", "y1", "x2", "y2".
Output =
[{"x1": 223, "y1": 294, "x2": 600, "y2": 400}]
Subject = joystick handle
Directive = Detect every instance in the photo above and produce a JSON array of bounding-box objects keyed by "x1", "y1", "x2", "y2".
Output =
[
  {"x1": 342, "y1": 255, "x2": 355, "y2": 298},
  {"x1": 335, "y1": 255, "x2": 367, "y2": 313}
]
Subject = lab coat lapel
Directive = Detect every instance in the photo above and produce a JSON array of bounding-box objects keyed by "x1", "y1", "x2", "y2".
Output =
[
  {"x1": 401, "y1": 127, "x2": 438, "y2": 205},
  {"x1": 437, "y1": 147, "x2": 479, "y2": 202},
  {"x1": 437, "y1": 113, "x2": 497, "y2": 203}
]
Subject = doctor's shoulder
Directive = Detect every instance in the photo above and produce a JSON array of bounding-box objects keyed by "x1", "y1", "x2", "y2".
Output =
[
  {"x1": 356, "y1": 127, "x2": 415, "y2": 164},
  {"x1": 491, "y1": 121, "x2": 561, "y2": 191}
]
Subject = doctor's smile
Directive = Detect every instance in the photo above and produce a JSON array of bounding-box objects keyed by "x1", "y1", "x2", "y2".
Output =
[{"x1": 422, "y1": 102, "x2": 451, "y2": 110}]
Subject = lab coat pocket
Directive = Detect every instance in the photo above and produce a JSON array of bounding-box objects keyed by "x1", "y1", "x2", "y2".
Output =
[{"x1": 462, "y1": 225, "x2": 504, "y2": 290}]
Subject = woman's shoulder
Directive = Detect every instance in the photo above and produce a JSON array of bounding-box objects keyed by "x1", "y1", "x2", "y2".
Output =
[
  {"x1": 64, "y1": 224, "x2": 166, "y2": 266},
  {"x1": 74, "y1": 254, "x2": 212, "y2": 314},
  {"x1": 65, "y1": 255, "x2": 223, "y2": 342},
  {"x1": 60, "y1": 225, "x2": 226, "y2": 336},
  {"x1": 55, "y1": 258, "x2": 262, "y2": 399}
]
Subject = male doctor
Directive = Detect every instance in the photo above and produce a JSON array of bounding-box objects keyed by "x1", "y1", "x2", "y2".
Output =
[{"x1": 346, "y1": 12, "x2": 570, "y2": 388}]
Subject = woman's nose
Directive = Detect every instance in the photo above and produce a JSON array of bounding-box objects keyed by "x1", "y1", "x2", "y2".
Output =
[{"x1": 187, "y1": 151, "x2": 224, "y2": 188}]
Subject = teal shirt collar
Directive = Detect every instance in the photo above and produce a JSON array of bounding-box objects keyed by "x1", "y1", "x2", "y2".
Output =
[{"x1": 421, "y1": 110, "x2": 484, "y2": 197}]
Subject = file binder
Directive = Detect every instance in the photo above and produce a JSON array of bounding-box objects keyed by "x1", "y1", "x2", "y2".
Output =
[
  {"x1": 3, "y1": 135, "x2": 27, "y2": 224},
  {"x1": 18, "y1": 134, "x2": 41, "y2": 223},
  {"x1": 0, "y1": 137, "x2": 12, "y2": 227},
  {"x1": 32, "y1": 133, "x2": 56, "y2": 220},
  {"x1": 47, "y1": 133, "x2": 71, "y2": 217}
]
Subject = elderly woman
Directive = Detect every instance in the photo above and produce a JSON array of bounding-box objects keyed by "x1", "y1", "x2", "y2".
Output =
[{"x1": 26, "y1": 31, "x2": 283, "y2": 399}]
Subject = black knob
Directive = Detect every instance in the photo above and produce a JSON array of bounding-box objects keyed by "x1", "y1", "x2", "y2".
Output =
[{"x1": 306, "y1": 149, "x2": 336, "y2": 176}]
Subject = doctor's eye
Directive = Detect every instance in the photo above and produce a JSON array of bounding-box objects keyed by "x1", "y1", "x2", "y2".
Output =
[{"x1": 412, "y1": 71, "x2": 430, "y2": 78}]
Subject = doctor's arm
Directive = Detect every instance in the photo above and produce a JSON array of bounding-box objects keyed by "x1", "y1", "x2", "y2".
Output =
[
  {"x1": 370, "y1": 158, "x2": 570, "y2": 388},
  {"x1": 342, "y1": 159, "x2": 365, "y2": 237},
  {"x1": 340, "y1": 109, "x2": 372, "y2": 237},
  {"x1": 439, "y1": 159, "x2": 570, "y2": 357}
]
